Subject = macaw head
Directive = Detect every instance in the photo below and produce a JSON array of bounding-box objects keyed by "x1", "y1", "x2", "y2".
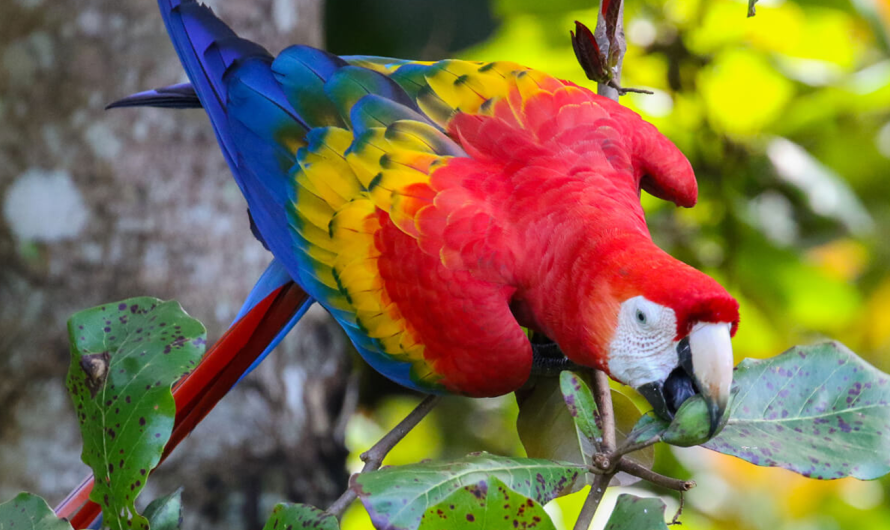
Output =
[
  {"x1": 566, "y1": 239, "x2": 739, "y2": 437},
  {"x1": 590, "y1": 97, "x2": 737, "y2": 435}
]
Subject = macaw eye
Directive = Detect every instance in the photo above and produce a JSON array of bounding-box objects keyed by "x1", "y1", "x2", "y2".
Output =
[{"x1": 636, "y1": 309, "x2": 647, "y2": 325}]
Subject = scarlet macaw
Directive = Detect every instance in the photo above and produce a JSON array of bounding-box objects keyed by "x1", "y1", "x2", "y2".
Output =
[{"x1": 118, "y1": 0, "x2": 739, "y2": 434}]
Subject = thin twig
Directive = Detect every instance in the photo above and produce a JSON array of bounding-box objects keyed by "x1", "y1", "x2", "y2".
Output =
[
  {"x1": 593, "y1": 436, "x2": 661, "y2": 471},
  {"x1": 574, "y1": 458, "x2": 692, "y2": 530},
  {"x1": 360, "y1": 395, "x2": 442, "y2": 468},
  {"x1": 607, "y1": 79, "x2": 655, "y2": 95},
  {"x1": 326, "y1": 395, "x2": 442, "y2": 519},
  {"x1": 610, "y1": 434, "x2": 662, "y2": 461},
  {"x1": 615, "y1": 460, "x2": 695, "y2": 492},
  {"x1": 668, "y1": 492, "x2": 686, "y2": 525},
  {"x1": 325, "y1": 484, "x2": 357, "y2": 519}
]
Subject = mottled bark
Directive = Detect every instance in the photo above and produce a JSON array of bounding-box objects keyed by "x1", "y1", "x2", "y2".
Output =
[{"x1": 0, "y1": 0, "x2": 353, "y2": 527}]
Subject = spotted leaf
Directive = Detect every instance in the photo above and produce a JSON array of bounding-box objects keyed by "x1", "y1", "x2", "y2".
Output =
[
  {"x1": 261, "y1": 503, "x2": 338, "y2": 530},
  {"x1": 704, "y1": 341, "x2": 890, "y2": 479},
  {"x1": 417, "y1": 475, "x2": 555, "y2": 530},
  {"x1": 352, "y1": 452, "x2": 581, "y2": 530},
  {"x1": 65, "y1": 297, "x2": 206, "y2": 530},
  {"x1": 559, "y1": 371, "x2": 603, "y2": 449},
  {"x1": 603, "y1": 494, "x2": 669, "y2": 530},
  {"x1": 0, "y1": 492, "x2": 73, "y2": 530}
]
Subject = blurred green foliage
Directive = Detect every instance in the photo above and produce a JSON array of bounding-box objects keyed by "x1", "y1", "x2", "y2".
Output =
[{"x1": 331, "y1": 0, "x2": 890, "y2": 528}]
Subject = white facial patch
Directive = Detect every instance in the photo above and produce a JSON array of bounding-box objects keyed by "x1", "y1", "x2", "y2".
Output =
[{"x1": 607, "y1": 296, "x2": 678, "y2": 389}]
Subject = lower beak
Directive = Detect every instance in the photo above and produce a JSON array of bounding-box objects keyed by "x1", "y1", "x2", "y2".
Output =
[{"x1": 636, "y1": 323, "x2": 734, "y2": 438}]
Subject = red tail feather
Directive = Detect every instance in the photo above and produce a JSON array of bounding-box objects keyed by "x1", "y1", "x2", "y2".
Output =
[{"x1": 56, "y1": 283, "x2": 310, "y2": 528}]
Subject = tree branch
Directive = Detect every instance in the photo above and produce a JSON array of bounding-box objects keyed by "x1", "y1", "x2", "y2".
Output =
[
  {"x1": 592, "y1": 370, "x2": 616, "y2": 451},
  {"x1": 574, "y1": 369, "x2": 618, "y2": 529},
  {"x1": 574, "y1": 473, "x2": 612, "y2": 530},
  {"x1": 326, "y1": 395, "x2": 442, "y2": 519}
]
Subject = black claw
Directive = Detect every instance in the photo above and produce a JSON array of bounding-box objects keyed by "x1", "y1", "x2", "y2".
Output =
[
  {"x1": 529, "y1": 336, "x2": 581, "y2": 376},
  {"x1": 531, "y1": 341, "x2": 563, "y2": 359}
]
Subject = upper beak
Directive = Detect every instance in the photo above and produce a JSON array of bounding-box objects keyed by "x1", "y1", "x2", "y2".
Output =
[
  {"x1": 687, "y1": 323, "x2": 734, "y2": 436},
  {"x1": 636, "y1": 323, "x2": 734, "y2": 438}
]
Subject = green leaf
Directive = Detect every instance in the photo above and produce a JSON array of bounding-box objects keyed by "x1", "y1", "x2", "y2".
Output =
[
  {"x1": 516, "y1": 377, "x2": 654, "y2": 488},
  {"x1": 704, "y1": 342, "x2": 890, "y2": 479},
  {"x1": 604, "y1": 494, "x2": 669, "y2": 530},
  {"x1": 261, "y1": 503, "x2": 338, "y2": 530},
  {"x1": 65, "y1": 297, "x2": 206, "y2": 530},
  {"x1": 0, "y1": 493, "x2": 74, "y2": 530},
  {"x1": 143, "y1": 489, "x2": 183, "y2": 530},
  {"x1": 417, "y1": 475, "x2": 556, "y2": 530},
  {"x1": 624, "y1": 394, "x2": 731, "y2": 449},
  {"x1": 517, "y1": 377, "x2": 595, "y2": 473},
  {"x1": 662, "y1": 394, "x2": 731, "y2": 447},
  {"x1": 353, "y1": 452, "x2": 581, "y2": 530},
  {"x1": 623, "y1": 412, "x2": 668, "y2": 448},
  {"x1": 559, "y1": 371, "x2": 603, "y2": 447},
  {"x1": 611, "y1": 388, "x2": 657, "y2": 473}
]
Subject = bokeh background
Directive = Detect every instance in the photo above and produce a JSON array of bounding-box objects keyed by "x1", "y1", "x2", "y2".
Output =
[{"x1": 2, "y1": 0, "x2": 890, "y2": 529}]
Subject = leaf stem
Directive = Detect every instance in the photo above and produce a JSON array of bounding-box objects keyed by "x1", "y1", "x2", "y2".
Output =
[
  {"x1": 669, "y1": 492, "x2": 686, "y2": 525},
  {"x1": 326, "y1": 394, "x2": 442, "y2": 519}
]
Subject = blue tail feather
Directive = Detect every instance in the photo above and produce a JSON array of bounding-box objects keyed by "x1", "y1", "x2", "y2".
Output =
[
  {"x1": 159, "y1": 0, "x2": 305, "y2": 276},
  {"x1": 233, "y1": 258, "x2": 315, "y2": 381},
  {"x1": 106, "y1": 83, "x2": 201, "y2": 109}
]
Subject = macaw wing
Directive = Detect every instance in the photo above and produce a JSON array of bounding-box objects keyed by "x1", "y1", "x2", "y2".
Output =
[
  {"x1": 342, "y1": 56, "x2": 698, "y2": 208},
  {"x1": 270, "y1": 50, "x2": 535, "y2": 395}
]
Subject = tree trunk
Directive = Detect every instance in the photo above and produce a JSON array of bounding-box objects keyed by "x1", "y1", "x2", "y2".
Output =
[{"x1": 0, "y1": 1, "x2": 353, "y2": 527}]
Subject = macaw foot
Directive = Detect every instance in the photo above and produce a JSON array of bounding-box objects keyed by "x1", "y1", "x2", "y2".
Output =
[{"x1": 530, "y1": 335, "x2": 582, "y2": 376}]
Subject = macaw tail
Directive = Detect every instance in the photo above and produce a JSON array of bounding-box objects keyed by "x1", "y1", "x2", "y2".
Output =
[
  {"x1": 55, "y1": 273, "x2": 312, "y2": 529},
  {"x1": 152, "y1": 0, "x2": 312, "y2": 278},
  {"x1": 104, "y1": 83, "x2": 200, "y2": 110}
]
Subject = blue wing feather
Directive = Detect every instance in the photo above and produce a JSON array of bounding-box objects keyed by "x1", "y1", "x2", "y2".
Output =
[{"x1": 144, "y1": 1, "x2": 465, "y2": 389}]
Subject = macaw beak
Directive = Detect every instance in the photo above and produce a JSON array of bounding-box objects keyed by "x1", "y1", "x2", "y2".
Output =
[{"x1": 636, "y1": 323, "x2": 734, "y2": 437}]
